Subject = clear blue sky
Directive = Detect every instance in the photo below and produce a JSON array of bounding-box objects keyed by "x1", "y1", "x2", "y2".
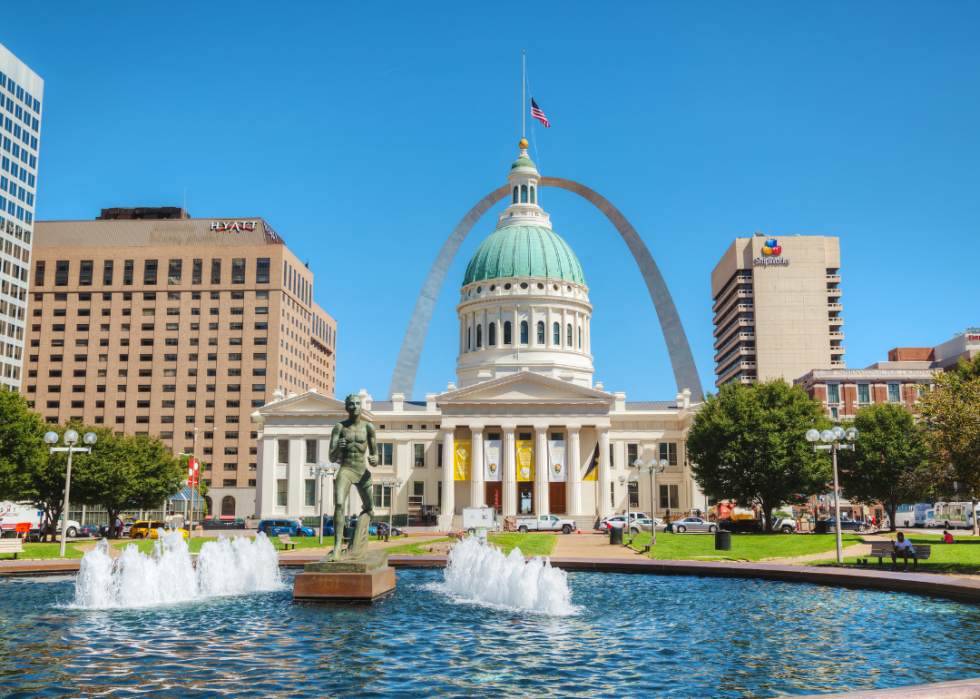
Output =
[{"x1": 7, "y1": 2, "x2": 979, "y2": 400}]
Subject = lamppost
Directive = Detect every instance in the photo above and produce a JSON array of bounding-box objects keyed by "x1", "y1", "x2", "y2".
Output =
[
  {"x1": 806, "y1": 426, "x2": 859, "y2": 564},
  {"x1": 636, "y1": 458, "x2": 668, "y2": 519},
  {"x1": 378, "y1": 477, "x2": 403, "y2": 540},
  {"x1": 617, "y1": 473, "x2": 639, "y2": 541},
  {"x1": 309, "y1": 461, "x2": 338, "y2": 545},
  {"x1": 44, "y1": 429, "x2": 97, "y2": 558}
]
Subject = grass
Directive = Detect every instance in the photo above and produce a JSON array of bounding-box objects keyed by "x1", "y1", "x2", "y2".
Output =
[
  {"x1": 628, "y1": 532, "x2": 865, "y2": 561},
  {"x1": 813, "y1": 532, "x2": 980, "y2": 574},
  {"x1": 382, "y1": 533, "x2": 558, "y2": 557},
  {"x1": 1, "y1": 542, "x2": 92, "y2": 560}
]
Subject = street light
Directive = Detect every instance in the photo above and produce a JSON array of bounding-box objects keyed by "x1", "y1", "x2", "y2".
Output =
[
  {"x1": 45, "y1": 429, "x2": 97, "y2": 558},
  {"x1": 806, "y1": 426, "x2": 859, "y2": 564},
  {"x1": 309, "y1": 461, "x2": 338, "y2": 545},
  {"x1": 637, "y1": 458, "x2": 668, "y2": 520}
]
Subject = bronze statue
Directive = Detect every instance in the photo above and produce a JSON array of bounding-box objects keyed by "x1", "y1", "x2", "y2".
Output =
[{"x1": 326, "y1": 393, "x2": 377, "y2": 561}]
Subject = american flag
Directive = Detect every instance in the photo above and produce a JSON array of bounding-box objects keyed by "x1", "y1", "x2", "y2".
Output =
[{"x1": 531, "y1": 97, "x2": 550, "y2": 127}]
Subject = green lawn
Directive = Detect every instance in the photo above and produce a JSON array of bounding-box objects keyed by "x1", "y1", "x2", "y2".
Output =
[
  {"x1": 383, "y1": 533, "x2": 557, "y2": 557},
  {"x1": 814, "y1": 532, "x2": 980, "y2": 574},
  {"x1": 628, "y1": 532, "x2": 865, "y2": 561},
  {"x1": 1, "y1": 542, "x2": 92, "y2": 560}
]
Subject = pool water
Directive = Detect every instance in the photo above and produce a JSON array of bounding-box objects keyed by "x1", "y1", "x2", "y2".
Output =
[{"x1": 1, "y1": 570, "x2": 978, "y2": 698}]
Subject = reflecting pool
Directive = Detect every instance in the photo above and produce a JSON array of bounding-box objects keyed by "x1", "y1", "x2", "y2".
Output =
[{"x1": 1, "y1": 570, "x2": 978, "y2": 698}]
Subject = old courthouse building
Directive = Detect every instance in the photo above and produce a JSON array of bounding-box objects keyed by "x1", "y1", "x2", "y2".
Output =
[
  {"x1": 27, "y1": 208, "x2": 338, "y2": 518},
  {"x1": 254, "y1": 142, "x2": 703, "y2": 529}
]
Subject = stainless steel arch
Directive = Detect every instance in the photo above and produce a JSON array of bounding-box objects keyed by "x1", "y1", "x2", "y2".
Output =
[{"x1": 387, "y1": 177, "x2": 703, "y2": 400}]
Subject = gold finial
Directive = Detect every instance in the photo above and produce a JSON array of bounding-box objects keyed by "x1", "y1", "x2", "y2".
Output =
[{"x1": 519, "y1": 138, "x2": 529, "y2": 150}]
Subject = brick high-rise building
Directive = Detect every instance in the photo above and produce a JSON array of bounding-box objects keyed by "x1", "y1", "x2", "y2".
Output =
[{"x1": 27, "y1": 211, "x2": 337, "y2": 518}]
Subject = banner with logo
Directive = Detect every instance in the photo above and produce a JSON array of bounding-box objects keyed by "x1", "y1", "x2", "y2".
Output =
[
  {"x1": 548, "y1": 440, "x2": 567, "y2": 482},
  {"x1": 484, "y1": 440, "x2": 502, "y2": 482},
  {"x1": 516, "y1": 440, "x2": 535, "y2": 482},
  {"x1": 188, "y1": 457, "x2": 200, "y2": 487},
  {"x1": 453, "y1": 440, "x2": 471, "y2": 481}
]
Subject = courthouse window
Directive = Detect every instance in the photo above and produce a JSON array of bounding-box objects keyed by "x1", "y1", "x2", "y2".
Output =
[
  {"x1": 659, "y1": 442, "x2": 677, "y2": 467},
  {"x1": 305, "y1": 439, "x2": 317, "y2": 464},
  {"x1": 277, "y1": 439, "x2": 289, "y2": 464},
  {"x1": 377, "y1": 442, "x2": 393, "y2": 466},
  {"x1": 305, "y1": 479, "x2": 316, "y2": 507},
  {"x1": 414, "y1": 444, "x2": 425, "y2": 468},
  {"x1": 276, "y1": 479, "x2": 287, "y2": 507}
]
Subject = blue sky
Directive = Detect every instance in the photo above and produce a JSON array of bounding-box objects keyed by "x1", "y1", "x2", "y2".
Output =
[{"x1": 8, "y1": 2, "x2": 979, "y2": 400}]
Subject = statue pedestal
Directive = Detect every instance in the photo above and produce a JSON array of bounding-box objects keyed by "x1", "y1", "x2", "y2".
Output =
[{"x1": 292, "y1": 550, "x2": 395, "y2": 602}]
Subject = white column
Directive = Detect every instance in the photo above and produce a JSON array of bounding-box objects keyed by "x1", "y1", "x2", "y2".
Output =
[
  {"x1": 480, "y1": 309, "x2": 487, "y2": 351},
  {"x1": 471, "y1": 424, "x2": 485, "y2": 508},
  {"x1": 512, "y1": 307, "x2": 519, "y2": 349},
  {"x1": 503, "y1": 427, "x2": 517, "y2": 516},
  {"x1": 288, "y1": 436, "x2": 304, "y2": 517},
  {"x1": 441, "y1": 428, "x2": 455, "y2": 527},
  {"x1": 598, "y1": 428, "x2": 611, "y2": 519},
  {"x1": 534, "y1": 423, "x2": 549, "y2": 516},
  {"x1": 568, "y1": 427, "x2": 582, "y2": 517},
  {"x1": 546, "y1": 307, "x2": 554, "y2": 348},
  {"x1": 256, "y1": 436, "x2": 276, "y2": 519}
]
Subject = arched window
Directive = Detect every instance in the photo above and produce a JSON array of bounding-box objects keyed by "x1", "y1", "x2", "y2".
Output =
[
  {"x1": 467, "y1": 328, "x2": 471, "y2": 350},
  {"x1": 530, "y1": 186, "x2": 535, "y2": 204},
  {"x1": 521, "y1": 184, "x2": 528, "y2": 203},
  {"x1": 477, "y1": 324, "x2": 482, "y2": 348},
  {"x1": 520, "y1": 320, "x2": 528, "y2": 344},
  {"x1": 221, "y1": 495, "x2": 236, "y2": 518},
  {"x1": 579, "y1": 327, "x2": 582, "y2": 348},
  {"x1": 553, "y1": 322, "x2": 560, "y2": 345},
  {"x1": 536, "y1": 321, "x2": 545, "y2": 344},
  {"x1": 488, "y1": 322, "x2": 496, "y2": 346},
  {"x1": 567, "y1": 324, "x2": 572, "y2": 346},
  {"x1": 512, "y1": 186, "x2": 518, "y2": 204},
  {"x1": 503, "y1": 321, "x2": 512, "y2": 344}
]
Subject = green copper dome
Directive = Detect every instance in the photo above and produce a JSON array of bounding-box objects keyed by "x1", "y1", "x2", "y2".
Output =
[
  {"x1": 511, "y1": 155, "x2": 536, "y2": 170},
  {"x1": 463, "y1": 225, "x2": 586, "y2": 286}
]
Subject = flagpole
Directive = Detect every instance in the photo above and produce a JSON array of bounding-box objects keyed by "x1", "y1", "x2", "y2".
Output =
[{"x1": 522, "y1": 50, "x2": 526, "y2": 139}]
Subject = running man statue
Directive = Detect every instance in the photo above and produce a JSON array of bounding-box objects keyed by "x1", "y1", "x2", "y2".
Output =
[{"x1": 327, "y1": 393, "x2": 377, "y2": 561}]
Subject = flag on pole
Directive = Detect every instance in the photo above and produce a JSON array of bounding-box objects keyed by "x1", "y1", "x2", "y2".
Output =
[{"x1": 531, "y1": 97, "x2": 550, "y2": 127}]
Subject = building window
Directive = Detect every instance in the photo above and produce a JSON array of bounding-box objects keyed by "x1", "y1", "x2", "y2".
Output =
[
  {"x1": 34, "y1": 260, "x2": 44, "y2": 286},
  {"x1": 537, "y1": 321, "x2": 544, "y2": 344},
  {"x1": 827, "y1": 384, "x2": 840, "y2": 403},
  {"x1": 831, "y1": 406, "x2": 839, "y2": 419},
  {"x1": 143, "y1": 260, "x2": 158, "y2": 285},
  {"x1": 659, "y1": 484, "x2": 680, "y2": 510},
  {"x1": 858, "y1": 384, "x2": 870, "y2": 403},
  {"x1": 520, "y1": 320, "x2": 528, "y2": 344},
  {"x1": 628, "y1": 482, "x2": 639, "y2": 507},
  {"x1": 211, "y1": 259, "x2": 221, "y2": 284},
  {"x1": 553, "y1": 322, "x2": 560, "y2": 345},
  {"x1": 103, "y1": 260, "x2": 113, "y2": 285},
  {"x1": 305, "y1": 439, "x2": 317, "y2": 464},
  {"x1": 579, "y1": 327, "x2": 582, "y2": 348},
  {"x1": 278, "y1": 439, "x2": 289, "y2": 464},
  {"x1": 79, "y1": 260, "x2": 93, "y2": 286},
  {"x1": 191, "y1": 259, "x2": 203, "y2": 284},
  {"x1": 414, "y1": 444, "x2": 425, "y2": 468},
  {"x1": 888, "y1": 384, "x2": 901, "y2": 403},
  {"x1": 168, "y1": 259, "x2": 182, "y2": 285},
  {"x1": 512, "y1": 186, "x2": 518, "y2": 204},
  {"x1": 377, "y1": 442, "x2": 393, "y2": 466},
  {"x1": 567, "y1": 324, "x2": 572, "y2": 346},
  {"x1": 55, "y1": 260, "x2": 69, "y2": 286},
  {"x1": 230, "y1": 258, "x2": 246, "y2": 284},
  {"x1": 659, "y1": 442, "x2": 677, "y2": 467},
  {"x1": 123, "y1": 260, "x2": 134, "y2": 285},
  {"x1": 305, "y1": 479, "x2": 316, "y2": 507},
  {"x1": 372, "y1": 484, "x2": 392, "y2": 508},
  {"x1": 520, "y1": 184, "x2": 527, "y2": 203},
  {"x1": 438, "y1": 443, "x2": 443, "y2": 466},
  {"x1": 276, "y1": 479, "x2": 287, "y2": 507},
  {"x1": 627, "y1": 443, "x2": 638, "y2": 468},
  {"x1": 503, "y1": 321, "x2": 512, "y2": 345},
  {"x1": 476, "y1": 324, "x2": 482, "y2": 348},
  {"x1": 256, "y1": 258, "x2": 270, "y2": 284},
  {"x1": 488, "y1": 322, "x2": 496, "y2": 346}
]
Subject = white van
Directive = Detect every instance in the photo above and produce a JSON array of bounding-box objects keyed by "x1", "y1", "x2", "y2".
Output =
[
  {"x1": 0, "y1": 501, "x2": 43, "y2": 534},
  {"x1": 894, "y1": 504, "x2": 916, "y2": 528},
  {"x1": 913, "y1": 503, "x2": 933, "y2": 527},
  {"x1": 931, "y1": 502, "x2": 977, "y2": 530}
]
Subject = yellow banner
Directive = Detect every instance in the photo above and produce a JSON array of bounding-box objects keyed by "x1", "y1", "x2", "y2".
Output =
[
  {"x1": 516, "y1": 440, "x2": 535, "y2": 482},
  {"x1": 454, "y1": 439, "x2": 471, "y2": 481},
  {"x1": 583, "y1": 444, "x2": 599, "y2": 481}
]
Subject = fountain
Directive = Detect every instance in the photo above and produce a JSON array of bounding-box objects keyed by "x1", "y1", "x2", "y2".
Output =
[{"x1": 71, "y1": 531, "x2": 284, "y2": 609}]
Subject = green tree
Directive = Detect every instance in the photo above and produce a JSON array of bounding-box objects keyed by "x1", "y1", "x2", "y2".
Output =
[
  {"x1": 917, "y1": 371, "x2": 980, "y2": 536},
  {"x1": 72, "y1": 429, "x2": 184, "y2": 538},
  {"x1": 0, "y1": 388, "x2": 48, "y2": 503},
  {"x1": 956, "y1": 353, "x2": 980, "y2": 382},
  {"x1": 18, "y1": 423, "x2": 91, "y2": 538},
  {"x1": 836, "y1": 403, "x2": 931, "y2": 533},
  {"x1": 686, "y1": 379, "x2": 833, "y2": 533}
]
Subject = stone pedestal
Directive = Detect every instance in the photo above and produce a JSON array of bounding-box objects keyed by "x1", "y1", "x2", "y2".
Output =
[{"x1": 292, "y1": 550, "x2": 395, "y2": 602}]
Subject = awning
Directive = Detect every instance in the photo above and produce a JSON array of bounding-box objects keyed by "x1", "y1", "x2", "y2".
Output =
[{"x1": 169, "y1": 486, "x2": 201, "y2": 502}]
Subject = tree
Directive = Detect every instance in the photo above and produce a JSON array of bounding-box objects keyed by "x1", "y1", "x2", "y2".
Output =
[
  {"x1": 71, "y1": 428, "x2": 184, "y2": 538},
  {"x1": 17, "y1": 423, "x2": 89, "y2": 539},
  {"x1": 956, "y1": 353, "x2": 980, "y2": 382},
  {"x1": 0, "y1": 388, "x2": 48, "y2": 504},
  {"x1": 917, "y1": 371, "x2": 980, "y2": 536},
  {"x1": 686, "y1": 379, "x2": 833, "y2": 533},
  {"x1": 836, "y1": 403, "x2": 931, "y2": 532}
]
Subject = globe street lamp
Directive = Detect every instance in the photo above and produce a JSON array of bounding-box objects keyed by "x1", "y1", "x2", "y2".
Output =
[
  {"x1": 806, "y1": 426, "x2": 859, "y2": 564},
  {"x1": 637, "y1": 458, "x2": 668, "y2": 521},
  {"x1": 44, "y1": 429, "x2": 97, "y2": 558},
  {"x1": 378, "y1": 477, "x2": 402, "y2": 540},
  {"x1": 309, "y1": 461, "x2": 338, "y2": 545}
]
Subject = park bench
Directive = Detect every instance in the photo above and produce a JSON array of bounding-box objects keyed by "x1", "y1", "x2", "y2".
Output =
[
  {"x1": 861, "y1": 542, "x2": 931, "y2": 569},
  {"x1": 0, "y1": 538, "x2": 25, "y2": 559},
  {"x1": 277, "y1": 534, "x2": 296, "y2": 551}
]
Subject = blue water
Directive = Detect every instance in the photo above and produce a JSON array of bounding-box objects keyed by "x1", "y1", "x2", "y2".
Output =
[{"x1": 1, "y1": 570, "x2": 979, "y2": 698}]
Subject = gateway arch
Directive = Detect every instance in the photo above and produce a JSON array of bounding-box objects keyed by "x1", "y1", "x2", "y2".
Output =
[{"x1": 387, "y1": 177, "x2": 703, "y2": 400}]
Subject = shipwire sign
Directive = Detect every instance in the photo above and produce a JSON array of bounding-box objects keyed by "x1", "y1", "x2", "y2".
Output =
[
  {"x1": 754, "y1": 256, "x2": 790, "y2": 267},
  {"x1": 754, "y1": 236, "x2": 789, "y2": 267}
]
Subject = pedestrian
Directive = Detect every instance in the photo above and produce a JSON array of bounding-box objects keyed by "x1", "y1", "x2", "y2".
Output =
[{"x1": 115, "y1": 518, "x2": 123, "y2": 539}]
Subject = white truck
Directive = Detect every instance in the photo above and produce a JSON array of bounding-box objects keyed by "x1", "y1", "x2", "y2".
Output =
[
  {"x1": 515, "y1": 514, "x2": 577, "y2": 534},
  {"x1": 462, "y1": 507, "x2": 497, "y2": 536}
]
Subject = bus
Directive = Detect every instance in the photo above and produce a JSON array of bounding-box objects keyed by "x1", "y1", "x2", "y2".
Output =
[
  {"x1": 913, "y1": 503, "x2": 934, "y2": 528},
  {"x1": 929, "y1": 502, "x2": 978, "y2": 530},
  {"x1": 894, "y1": 504, "x2": 916, "y2": 528}
]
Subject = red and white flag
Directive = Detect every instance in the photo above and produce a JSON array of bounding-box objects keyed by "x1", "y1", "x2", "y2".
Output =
[
  {"x1": 531, "y1": 97, "x2": 550, "y2": 127},
  {"x1": 188, "y1": 458, "x2": 200, "y2": 487}
]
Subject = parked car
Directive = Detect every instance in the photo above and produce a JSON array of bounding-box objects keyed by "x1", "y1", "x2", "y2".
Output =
[
  {"x1": 99, "y1": 518, "x2": 137, "y2": 538},
  {"x1": 672, "y1": 517, "x2": 718, "y2": 533},
  {"x1": 202, "y1": 518, "x2": 248, "y2": 531},
  {"x1": 814, "y1": 517, "x2": 868, "y2": 534},
  {"x1": 375, "y1": 522, "x2": 404, "y2": 538},
  {"x1": 515, "y1": 514, "x2": 577, "y2": 534},
  {"x1": 55, "y1": 519, "x2": 82, "y2": 538},
  {"x1": 628, "y1": 518, "x2": 665, "y2": 535},
  {"x1": 772, "y1": 516, "x2": 798, "y2": 534},
  {"x1": 79, "y1": 525, "x2": 100, "y2": 538},
  {"x1": 257, "y1": 519, "x2": 315, "y2": 538},
  {"x1": 321, "y1": 518, "x2": 377, "y2": 538},
  {"x1": 129, "y1": 521, "x2": 189, "y2": 539}
]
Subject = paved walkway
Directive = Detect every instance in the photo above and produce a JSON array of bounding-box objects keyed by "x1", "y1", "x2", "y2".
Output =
[
  {"x1": 553, "y1": 531, "x2": 645, "y2": 559},
  {"x1": 761, "y1": 533, "x2": 890, "y2": 565}
]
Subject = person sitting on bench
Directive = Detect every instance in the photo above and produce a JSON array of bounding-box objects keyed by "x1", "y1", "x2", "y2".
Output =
[{"x1": 891, "y1": 532, "x2": 916, "y2": 571}]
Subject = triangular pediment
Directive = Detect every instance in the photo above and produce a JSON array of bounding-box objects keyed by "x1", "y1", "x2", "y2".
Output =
[
  {"x1": 439, "y1": 373, "x2": 614, "y2": 404},
  {"x1": 253, "y1": 391, "x2": 374, "y2": 421}
]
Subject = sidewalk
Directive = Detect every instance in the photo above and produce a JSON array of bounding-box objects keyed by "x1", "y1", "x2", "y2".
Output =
[{"x1": 552, "y1": 531, "x2": 646, "y2": 560}]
